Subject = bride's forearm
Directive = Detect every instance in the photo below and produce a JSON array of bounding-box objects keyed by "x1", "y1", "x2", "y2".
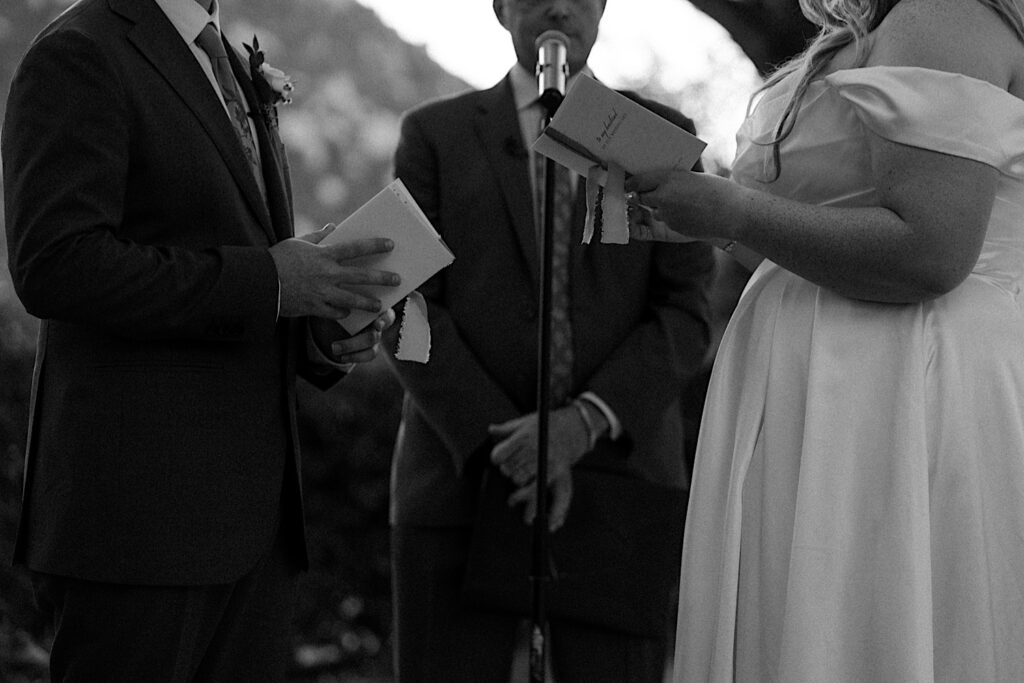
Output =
[
  {"x1": 726, "y1": 188, "x2": 976, "y2": 304},
  {"x1": 720, "y1": 135, "x2": 995, "y2": 303}
]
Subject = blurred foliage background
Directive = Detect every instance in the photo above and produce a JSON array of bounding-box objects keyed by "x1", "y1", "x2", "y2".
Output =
[{"x1": 0, "y1": 0, "x2": 806, "y2": 680}]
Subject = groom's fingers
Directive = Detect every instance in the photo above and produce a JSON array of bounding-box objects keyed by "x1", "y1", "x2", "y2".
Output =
[
  {"x1": 374, "y1": 309, "x2": 397, "y2": 331},
  {"x1": 331, "y1": 325, "x2": 382, "y2": 359},
  {"x1": 329, "y1": 266, "x2": 401, "y2": 287},
  {"x1": 322, "y1": 237, "x2": 394, "y2": 261},
  {"x1": 319, "y1": 289, "x2": 382, "y2": 315}
]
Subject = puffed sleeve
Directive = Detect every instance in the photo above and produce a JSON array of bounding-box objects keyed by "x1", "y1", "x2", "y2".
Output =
[{"x1": 826, "y1": 66, "x2": 1024, "y2": 177}]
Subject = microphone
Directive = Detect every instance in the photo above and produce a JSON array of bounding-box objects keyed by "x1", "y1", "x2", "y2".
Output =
[{"x1": 535, "y1": 30, "x2": 570, "y2": 113}]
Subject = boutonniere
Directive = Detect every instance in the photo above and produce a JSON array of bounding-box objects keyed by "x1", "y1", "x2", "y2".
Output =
[{"x1": 243, "y1": 35, "x2": 294, "y2": 127}]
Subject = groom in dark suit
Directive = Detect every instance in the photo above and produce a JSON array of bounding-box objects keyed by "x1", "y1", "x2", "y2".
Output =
[
  {"x1": 383, "y1": 0, "x2": 714, "y2": 680},
  {"x1": 2, "y1": 0, "x2": 400, "y2": 679}
]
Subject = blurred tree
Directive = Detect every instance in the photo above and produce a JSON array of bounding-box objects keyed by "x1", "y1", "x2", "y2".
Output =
[
  {"x1": 0, "y1": 249, "x2": 44, "y2": 683},
  {"x1": 1, "y1": 0, "x2": 49, "y2": 651},
  {"x1": 688, "y1": 0, "x2": 817, "y2": 75}
]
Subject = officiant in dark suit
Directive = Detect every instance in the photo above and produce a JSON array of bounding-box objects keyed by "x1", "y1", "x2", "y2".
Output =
[
  {"x1": 382, "y1": 1, "x2": 714, "y2": 680},
  {"x1": 2, "y1": 0, "x2": 400, "y2": 679}
]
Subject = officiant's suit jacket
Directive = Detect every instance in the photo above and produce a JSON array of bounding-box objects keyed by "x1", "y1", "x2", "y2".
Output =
[
  {"x1": 385, "y1": 76, "x2": 714, "y2": 528},
  {"x1": 3, "y1": 0, "x2": 333, "y2": 585}
]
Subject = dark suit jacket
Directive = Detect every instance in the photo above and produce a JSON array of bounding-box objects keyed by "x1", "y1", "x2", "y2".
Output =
[
  {"x1": 2, "y1": 0, "x2": 331, "y2": 585},
  {"x1": 385, "y1": 76, "x2": 715, "y2": 527}
]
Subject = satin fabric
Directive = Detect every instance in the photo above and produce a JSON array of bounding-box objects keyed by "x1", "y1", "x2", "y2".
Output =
[{"x1": 675, "y1": 67, "x2": 1024, "y2": 682}]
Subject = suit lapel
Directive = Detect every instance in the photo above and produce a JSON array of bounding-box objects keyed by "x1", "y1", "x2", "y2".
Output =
[
  {"x1": 113, "y1": 0, "x2": 277, "y2": 243},
  {"x1": 473, "y1": 78, "x2": 540, "y2": 285},
  {"x1": 229, "y1": 45, "x2": 293, "y2": 241}
]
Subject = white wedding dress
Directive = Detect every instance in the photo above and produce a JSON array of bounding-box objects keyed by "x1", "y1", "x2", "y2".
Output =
[{"x1": 674, "y1": 67, "x2": 1024, "y2": 682}]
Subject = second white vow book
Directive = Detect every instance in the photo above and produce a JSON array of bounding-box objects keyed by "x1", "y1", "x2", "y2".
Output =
[
  {"x1": 322, "y1": 179, "x2": 454, "y2": 335},
  {"x1": 532, "y1": 74, "x2": 707, "y2": 182}
]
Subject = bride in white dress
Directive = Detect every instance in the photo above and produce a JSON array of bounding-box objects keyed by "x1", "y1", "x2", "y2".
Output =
[{"x1": 628, "y1": 0, "x2": 1024, "y2": 680}]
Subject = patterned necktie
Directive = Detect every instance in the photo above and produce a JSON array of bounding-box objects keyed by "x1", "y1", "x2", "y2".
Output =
[
  {"x1": 194, "y1": 23, "x2": 265, "y2": 197},
  {"x1": 534, "y1": 117, "x2": 575, "y2": 405}
]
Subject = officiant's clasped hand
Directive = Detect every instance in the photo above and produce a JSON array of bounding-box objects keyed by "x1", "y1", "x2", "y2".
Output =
[{"x1": 488, "y1": 402, "x2": 608, "y2": 532}]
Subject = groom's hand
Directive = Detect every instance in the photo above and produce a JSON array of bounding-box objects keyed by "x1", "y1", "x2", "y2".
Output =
[
  {"x1": 309, "y1": 308, "x2": 396, "y2": 365},
  {"x1": 270, "y1": 224, "x2": 401, "y2": 319}
]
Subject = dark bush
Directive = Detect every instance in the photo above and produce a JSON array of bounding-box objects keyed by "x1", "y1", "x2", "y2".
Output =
[{"x1": 0, "y1": 275, "x2": 49, "y2": 683}]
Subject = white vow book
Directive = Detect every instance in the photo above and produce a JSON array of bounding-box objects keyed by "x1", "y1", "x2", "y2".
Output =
[
  {"x1": 322, "y1": 179, "x2": 454, "y2": 338},
  {"x1": 532, "y1": 75, "x2": 707, "y2": 243},
  {"x1": 532, "y1": 74, "x2": 707, "y2": 182}
]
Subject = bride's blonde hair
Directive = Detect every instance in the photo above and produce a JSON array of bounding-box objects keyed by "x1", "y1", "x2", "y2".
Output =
[{"x1": 759, "y1": 0, "x2": 1024, "y2": 179}]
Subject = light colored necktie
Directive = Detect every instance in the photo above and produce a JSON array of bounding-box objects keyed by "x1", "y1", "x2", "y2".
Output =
[
  {"x1": 534, "y1": 116, "x2": 575, "y2": 405},
  {"x1": 194, "y1": 23, "x2": 265, "y2": 197}
]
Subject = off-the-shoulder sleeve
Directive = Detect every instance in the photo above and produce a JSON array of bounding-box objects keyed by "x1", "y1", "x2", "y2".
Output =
[{"x1": 825, "y1": 66, "x2": 1024, "y2": 177}]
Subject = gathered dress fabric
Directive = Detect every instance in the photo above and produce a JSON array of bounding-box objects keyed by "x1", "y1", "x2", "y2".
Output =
[{"x1": 674, "y1": 67, "x2": 1024, "y2": 682}]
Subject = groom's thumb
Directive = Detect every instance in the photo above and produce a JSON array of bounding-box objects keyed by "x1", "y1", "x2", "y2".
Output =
[{"x1": 299, "y1": 223, "x2": 337, "y2": 244}]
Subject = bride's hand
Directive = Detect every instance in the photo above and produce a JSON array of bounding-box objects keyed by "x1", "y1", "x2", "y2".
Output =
[
  {"x1": 626, "y1": 170, "x2": 745, "y2": 242},
  {"x1": 625, "y1": 199, "x2": 698, "y2": 243}
]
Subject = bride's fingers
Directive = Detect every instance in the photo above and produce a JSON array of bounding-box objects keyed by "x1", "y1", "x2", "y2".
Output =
[{"x1": 624, "y1": 170, "x2": 664, "y2": 194}]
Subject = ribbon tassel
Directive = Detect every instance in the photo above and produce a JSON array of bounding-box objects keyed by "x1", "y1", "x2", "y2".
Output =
[{"x1": 582, "y1": 162, "x2": 628, "y2": 245}]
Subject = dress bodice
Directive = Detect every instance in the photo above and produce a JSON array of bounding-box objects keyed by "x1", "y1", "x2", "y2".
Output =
[{"x1": 732, "y1": 66, "x2": 1024, "y2": 300}]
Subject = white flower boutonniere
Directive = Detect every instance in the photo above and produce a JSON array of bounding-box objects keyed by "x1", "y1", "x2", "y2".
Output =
[
  {"x1": 243, "y1": 35, "x2": 294, "y2": 128},
  {"x1": 259, "y1": 63, "x2": 293, "y2": 104}
]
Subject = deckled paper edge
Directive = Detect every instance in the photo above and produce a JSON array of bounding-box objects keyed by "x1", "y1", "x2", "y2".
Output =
[
  {"x1": 395, "y1": 292, "x2": 431, "y2": 363},
  {"x1": 582, "y1": 165, "x2": 602, "y2": 244}
]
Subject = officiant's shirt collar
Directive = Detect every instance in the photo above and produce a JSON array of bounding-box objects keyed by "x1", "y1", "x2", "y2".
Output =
[
  {"x1": 509, "y1": 62, "x2": 594, "y2": 114},
  {"x1": 155, "y1": 0, "x2": 224, "y2": 45}
]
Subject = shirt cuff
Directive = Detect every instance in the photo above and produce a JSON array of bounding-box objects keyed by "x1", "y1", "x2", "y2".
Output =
[{"x1": 578, "y1": 391, "x2": 622, "y2": 441}]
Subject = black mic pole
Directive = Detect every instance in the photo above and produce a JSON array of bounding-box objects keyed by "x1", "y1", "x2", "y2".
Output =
[{"x1": 530, "y1": 29, "x2": 568, "y2": 683}]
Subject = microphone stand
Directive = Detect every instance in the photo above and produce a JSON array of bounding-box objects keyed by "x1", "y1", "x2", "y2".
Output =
[{"x1": 530, "y1": 88, "x2": 563, "y2": 683}]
